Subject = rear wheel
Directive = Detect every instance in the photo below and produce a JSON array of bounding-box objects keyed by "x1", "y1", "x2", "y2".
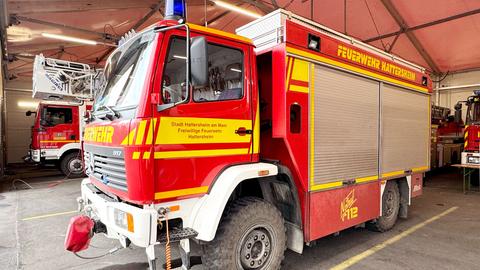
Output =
[
  {"x1": 201, "y1": 197, "x2": 286, "y2": 270},
  {"x1": 368, "y1": 180, "x2": 400, "y2": 232},
  {"x1": 60, "y1": 152, "x2": 84, "y2": 178}
]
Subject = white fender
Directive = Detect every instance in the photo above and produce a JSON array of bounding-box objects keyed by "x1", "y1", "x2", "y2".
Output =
[
  {"x1": 56, "y1": 142, "x2": 81, "y2": 159},
  {"x1": 189, "y1": 162, "x2": 278, "y2": 242}
]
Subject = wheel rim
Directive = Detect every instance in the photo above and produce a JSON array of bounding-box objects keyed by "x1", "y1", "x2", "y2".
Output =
[
  {"x1": 68, "y1": 158, "x2": 83, "y2": 174},
  {"x1": 238, "y1": 226, "x2": 274, "y2": 269},
  {"x1": 384, "y1": 190, "x2": 396, "y2": 217}
]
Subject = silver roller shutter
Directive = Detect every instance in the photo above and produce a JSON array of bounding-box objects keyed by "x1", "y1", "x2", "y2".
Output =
[
  {"x1": 381, "y1": 84, "x2": 430, "y2": 175},
  {"x1": 311, "y1": 65, "x2": 379, "y2": 187}
]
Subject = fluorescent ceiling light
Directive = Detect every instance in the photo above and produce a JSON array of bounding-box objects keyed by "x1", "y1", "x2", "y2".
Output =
[
  {"x1": 42, "y1": 32, "x2": 97, "y2": 45},
  {"x1": 230, "y1": 68, "x2": 242, "y2": 73},
  {"x1": 212, "y1": 0, "x2": 262, "y2": 19},
  {"x1": 173, "y1": 55, "x2": 187, "y2": 60},
  {"x1": 18, "y1": 101, "x2": 39, "y2": 108}
]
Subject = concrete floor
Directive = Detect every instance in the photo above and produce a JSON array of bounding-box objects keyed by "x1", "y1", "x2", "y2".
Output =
[{"x1": 0, "y1": 168, "x2": 479, "y2": 270}]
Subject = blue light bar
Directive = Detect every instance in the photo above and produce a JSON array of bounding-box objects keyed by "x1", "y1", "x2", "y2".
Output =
[
  {"x1": 165, "y1": 0, "x2": 186, "y2": 22},
  {"x1": 474, "y1": 90, "x2": 480, "y2": 96}
]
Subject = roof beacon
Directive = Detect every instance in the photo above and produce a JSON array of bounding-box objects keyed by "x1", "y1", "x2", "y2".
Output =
[{"x1": 165, "y1": 0, "x2": 186, "y2": 23}]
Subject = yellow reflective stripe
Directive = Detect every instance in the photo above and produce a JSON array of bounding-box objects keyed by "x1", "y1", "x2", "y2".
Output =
[
  {"x1": 135, "y1": 120, "x2": 147, "y2": 145},
  {"x1": 253, "y1": 100, "x2": 260, "y2": 154},
  {"x1": 143, "y1": 151, "x2": 151, "y2": 159},
  {"x1": 121, "y1": 128, "x2": 137, "y2": 145},
  {"x1": 291, "y1": 58, "x2": 310, "y2": 82},
  {"x1": 132, "y1": 151, "x2": 141, "y2": 159},
  {"x1": 310, "y1": 181, "x2": 343, "y2": 191},
  {"x1": 153, "y1": 148, "x2": 249, "y2": 159},
  {"x1": 286, "y1": 46, "x2": 429, "y2": 93},
  {"x1": 465, "y1": 141, "x2": 468, "y2": 148},
  {"x1": 464, "y1": 131, "x2": 468, "y2": 139},
  {"x1": 40, "y1": 140, "x2": 79, "y2": 143},
  {"x1": 356, "y1": 175, "x2": 378, "y2": 183},
  {"x1": 310, "y1": 63, "x2": 315, "y2": 187},
  {"x1": 286, "y1": 57, "x2": 293, "y2": 89},
  {"x1": 289, "y1": 84, "x2": 309, "y2": 93},
  {"x1": 187, "y1": 23, "x2": 252, "y2": 44},
  {"x1": 412, "y1": 166, "x2": 428, "y2": 172},
  {"x1": 155, "y1": 186, "x2": 209, "y2": 200},
  {"x1": 381, "y1": 170, "x2": 405, "y2": 178},
  {"x1": 145, "y1": 118, "x2": 157, "y2": 145}
]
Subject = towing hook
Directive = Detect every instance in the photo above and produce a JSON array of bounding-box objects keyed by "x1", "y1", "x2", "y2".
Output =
[{"x1": 77, "y1": 197, "x2": 84, "y2": 212}]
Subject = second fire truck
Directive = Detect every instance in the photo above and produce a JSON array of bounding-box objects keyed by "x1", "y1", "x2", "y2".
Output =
[{"x1": 63, "y1": 1, "x2": 431, "y2": 269}]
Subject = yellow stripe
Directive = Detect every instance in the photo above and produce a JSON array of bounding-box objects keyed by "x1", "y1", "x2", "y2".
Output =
[
  {"x1": 135, "y1": 120, "x2": 147, "y2": 145},
  {"x1": 464, "y1": 141, "x2": 468, "y2": 148},
  {"x1": 143, "y1": 151, "x2": 151, "y2": 159},
  {"x1": 310, "y1": 181, "x2": 343, "y2": 191},
  {"x1": 187, "y1": 23, "x2": 252, "y2": 44},
  {"x1": 412, "y1": 166, "x2": 428, "y2": 172},
  {"x1": 381, "y1": 170, "x2": 405, "y2": 178},
  {"x1": 464, "y1": 131, "x2": 468, "y2": 139},
  {"x1": 21, "y1": 210, "x2": 77, "y2": 221},
  {"x1": 132, "y1": 151, "x2": 141, "y2": 159},
  {"x1": 330, "y1": 207, "x2": 458, "y2": 270},
  {"x1": 310, "y1": 63, "x2": 315, "y2": 187},
  {"x1": 154, "y1": 148, "x2": 249, "y2": 159},
  {"x1": 40, "y1": 140, "x2": 79, "y2": 143},
  {"x1": 155, "y1": 186, "x2": 209, "y2": 200},
  {"x1": 289, "y1": 84, "x2": 309, "y2": 93},
  {"x1": 253, "y1": 100, "x2": 260, "y2": 154},
  {"x1": 145, "y1": 118, "x2": 157, "y2": 145},
  {"x1": 356, "y1": 175, "x2": 378, "y2": 183},
  {"x1": 286, "y1": 57, "x2": 293, "y2": 89},
  {"x1": 121, "y1": 128, "x2": 137, "y2": 145},
  {"x1": 286, "y1": 47, "x2": 429, "y2": 93}
]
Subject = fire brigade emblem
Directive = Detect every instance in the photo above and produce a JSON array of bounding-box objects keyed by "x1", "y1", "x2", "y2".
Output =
[{"x1": 341, "y1": 190, "x2": 359, "y2": 222}]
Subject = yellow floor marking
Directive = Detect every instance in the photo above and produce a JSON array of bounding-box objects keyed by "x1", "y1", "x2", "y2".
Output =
[
  {"x1": 21, "y1": 210, "x2": 78, "y2": 221},
  {"x1": 330, "y1": 206, "x2": 459, "y2": 270}
]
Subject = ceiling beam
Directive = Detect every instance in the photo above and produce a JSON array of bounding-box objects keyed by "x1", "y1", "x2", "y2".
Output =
[
  {"x1": 237, "y1": 0, "x2": 274, "y2": 14},
  {"x1": 380, "y1": 0, "x2": 440, "y2": 73},
  {"x1": 365, "y1": 8, "x2": 480, "y2": 43}
]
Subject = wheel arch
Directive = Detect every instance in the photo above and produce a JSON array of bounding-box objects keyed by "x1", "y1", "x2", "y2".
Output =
[{"x1": 57, "y1": 143, "x2": 81, "y2": 160}]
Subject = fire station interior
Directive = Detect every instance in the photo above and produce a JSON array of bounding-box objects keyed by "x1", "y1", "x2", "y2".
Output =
[{"x1": 0, "y1": 1, "x2": 480, "y2": 270}]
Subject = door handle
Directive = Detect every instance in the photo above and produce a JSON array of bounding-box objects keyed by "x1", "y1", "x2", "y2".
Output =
[{"x1": 235, "y1": 127, "x2": 253, "y2": 136}]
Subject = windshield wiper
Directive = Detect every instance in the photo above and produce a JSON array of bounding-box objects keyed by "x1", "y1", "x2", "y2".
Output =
[{"x1": 96, "y1": 105, "x2": 120, "y2": 120}]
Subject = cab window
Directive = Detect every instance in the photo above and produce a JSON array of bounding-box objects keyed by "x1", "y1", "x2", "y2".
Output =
[
  {"x1": 42, "y1": 107, "x2": 72, "y2": 126},
  {"x1": 162, "y1": 36, "x2": 244, "y2": 104}
]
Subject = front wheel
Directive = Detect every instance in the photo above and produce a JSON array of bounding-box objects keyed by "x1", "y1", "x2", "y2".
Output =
[
  {"x1": 201, "y1": 197, "x2": 286, "y2": 270},
  {"x1": 60, "y1": 152, "x2": 85, "y2": 178}
]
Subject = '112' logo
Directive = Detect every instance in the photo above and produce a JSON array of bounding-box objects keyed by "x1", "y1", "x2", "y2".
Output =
[{"x1": 341, "y1": 190, "x2": 358, "y2": 222}]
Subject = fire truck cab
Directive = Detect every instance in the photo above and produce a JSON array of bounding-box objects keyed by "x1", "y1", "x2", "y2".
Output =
[
  {"x1": 65, "y1": 1, "x2": 431, "y2": 269},
  {"x1": 25, "y1": 101, "x2": 88, "y2": 177},
  {"x1": 457, "y1": 91, "x2": 480, "y2": 164}
]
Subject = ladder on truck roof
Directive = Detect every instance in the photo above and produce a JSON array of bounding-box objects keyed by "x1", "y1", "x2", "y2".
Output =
[{"x1": 32, "y1": 54, "x2": 103, "y2": 101}]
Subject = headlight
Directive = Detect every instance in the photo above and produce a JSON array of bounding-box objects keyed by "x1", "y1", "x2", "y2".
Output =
[
  {"x1": 113, "y1": 209, "x2": 134, "y2": 232},
  {"x1": 467, "y1": 156, "x2": 480, "y2": 164}
]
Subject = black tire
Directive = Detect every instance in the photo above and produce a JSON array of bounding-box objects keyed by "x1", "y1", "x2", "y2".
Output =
[
  {"x1": 201, "y1": 197, "x2": 286, "y2": 270},
  {"x1": 368, "y1": 180, "x2": 400, "y2": 232},
  {"x1": 60, "y1": 152, "x2": 85, "y2": 178}
]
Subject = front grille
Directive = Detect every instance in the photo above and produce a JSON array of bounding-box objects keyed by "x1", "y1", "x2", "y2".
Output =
[{"x1": 85, "y1": 150, "x2": 127, "y2": 191}]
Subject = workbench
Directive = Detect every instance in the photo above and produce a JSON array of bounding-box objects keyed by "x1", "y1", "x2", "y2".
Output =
[{"x1": 452, "y1": 164, "x2": 480, "y2": 194}]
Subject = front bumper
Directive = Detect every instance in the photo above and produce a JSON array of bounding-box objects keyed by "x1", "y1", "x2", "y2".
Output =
[
  {"x1": 462, "y1": 152, "x2": 480, "y2": 165},
  {"x1": 25, "y1": 149, "x2": 41, "y2": 163},
  {"x1": 80, "y1": 178, "x2": 158, "y2": 248},
  {"x1": 79, "y1": 178, "x2": 204, "y2": 248}
]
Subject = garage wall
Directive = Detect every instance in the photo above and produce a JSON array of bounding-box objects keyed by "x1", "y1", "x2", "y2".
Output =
[
  {"x1": 4, "y1": 79, "x2": 37, "y2": 164},
  {"x1": 435, "y1": 70, "x2": 480, "y2": 115},
  {"x1": 0, "y1": 48, "x2": 5, "y2": 175}
]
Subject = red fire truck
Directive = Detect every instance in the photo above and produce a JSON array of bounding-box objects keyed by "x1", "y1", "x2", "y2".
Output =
[
  {"x1": 26, "y1": 54, "x2": 99, "y2": 177},
  {"x1": 64, "y1": 2, "x2": 431, "y2": 269},
  {"x1": 25, "y1": 101, "x2": 89, "y2": 177},
  {"x1": 456, "y1": 91, "x2": 480, "y2": 164}
]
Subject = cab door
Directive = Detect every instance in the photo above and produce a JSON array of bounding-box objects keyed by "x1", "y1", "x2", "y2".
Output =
[
  {"x1": 39, "y1": 105, "x2": 78, "y2": 151},
  {"x1": 151, "y1": 30, "x2": 254, "y2": 201}
]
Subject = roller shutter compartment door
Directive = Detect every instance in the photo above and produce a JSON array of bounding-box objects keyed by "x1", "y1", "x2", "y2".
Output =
[
  {"x1": 311, "y1": 65, "x2": 379, "y2": 188},
  {"x1": 381, "y1": 84, "x2": 429, "y2": 175}
]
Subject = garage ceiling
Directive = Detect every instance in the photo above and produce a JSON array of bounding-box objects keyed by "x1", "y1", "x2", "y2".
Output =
[{"x1": 3, "y1": 0, "x2": 480, "y2": 81}]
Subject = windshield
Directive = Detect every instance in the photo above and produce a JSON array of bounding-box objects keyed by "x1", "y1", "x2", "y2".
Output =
[
  {"x1": 467, "y1": 101, "x2": 480, "y2": 124},
  {"x1": 93, "y1": 30, "x2": 156, "y2": 114}
]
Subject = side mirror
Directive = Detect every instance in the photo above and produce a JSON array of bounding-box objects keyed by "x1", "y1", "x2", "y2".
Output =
[
  {"x1": 190, "y1": 36, "x2": 208, "y2": 87},
  {"x1": 454, "y1": 103, "x2": 462, "y2": 124},
  {"x1": 26, "y1": 111, "x2": 33, "y2": 116}
]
